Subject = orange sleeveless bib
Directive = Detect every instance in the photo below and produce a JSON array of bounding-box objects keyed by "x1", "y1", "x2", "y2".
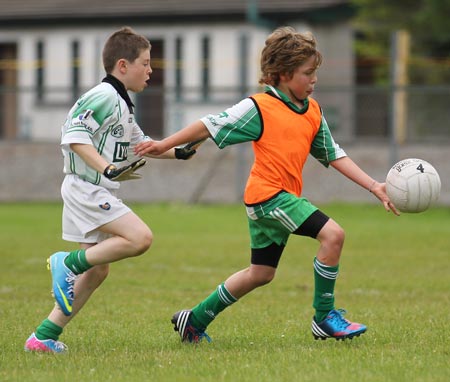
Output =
[{"x1": 244, "y1": 93, "x2": 322, "y2": 204}]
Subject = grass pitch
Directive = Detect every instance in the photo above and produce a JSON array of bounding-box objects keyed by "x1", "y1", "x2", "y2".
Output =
[{"x1": 0, "y1": 202, "x2": 449, "y2": 382}]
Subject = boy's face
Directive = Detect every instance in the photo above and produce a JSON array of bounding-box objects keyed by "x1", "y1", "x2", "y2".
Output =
[
  {"x1": 278, "y1": 55, "x2": 318, "y2": 102},
  {"x1": 123, "y1": 49, "x2": 152, "y2": 93}
]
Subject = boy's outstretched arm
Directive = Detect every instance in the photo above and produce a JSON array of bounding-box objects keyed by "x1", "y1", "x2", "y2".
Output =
[
  {"x1": 331, "y1": 156, "x2": 400, "y2": 215},
  {"x1": 135, "y1": 120, "x2": 211, "y2": 157}
]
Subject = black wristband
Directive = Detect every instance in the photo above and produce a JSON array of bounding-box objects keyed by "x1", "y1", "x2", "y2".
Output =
[
  {"x1": 174, "y1": 147, "x2": 196, "y2": 160},
  {"x1": 103, "y1": 164, "x2": 117, "y2": 179}
]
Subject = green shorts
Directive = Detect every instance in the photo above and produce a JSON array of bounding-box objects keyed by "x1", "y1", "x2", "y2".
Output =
[{"x1": 245, "y1": 192, "x2": 318, "y2": 249}]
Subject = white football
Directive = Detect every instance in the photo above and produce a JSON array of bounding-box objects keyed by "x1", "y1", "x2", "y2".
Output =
[{"x1": 386, "y1": 158, "x2": 441, "y2": 213}]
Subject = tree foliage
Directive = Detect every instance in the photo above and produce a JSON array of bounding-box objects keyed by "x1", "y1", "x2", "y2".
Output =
[{"x1": 351, "y1": 0, "x2": 450, "y2": 83}]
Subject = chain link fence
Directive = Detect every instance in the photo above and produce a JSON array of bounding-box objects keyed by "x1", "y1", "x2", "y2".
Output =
[
  {"x1": 0, "y1": 85, "x2": 449, "y2": 204},
  {"x1": 0, "y1": 84, "x2": 449, "y2": 142}
]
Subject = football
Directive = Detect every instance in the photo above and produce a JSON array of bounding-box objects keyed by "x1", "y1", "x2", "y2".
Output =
[{"x1": 386, "y1": 158, "x2": 441, "y2": 213}]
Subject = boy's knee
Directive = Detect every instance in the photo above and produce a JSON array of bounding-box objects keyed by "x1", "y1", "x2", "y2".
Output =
[
  {"x1": 142, "y1": 229, "x2": 153, "y2": 251},
  {"x1": 250, "y1": 267, "x2": 276, "y2": 287},
  {"x1": 322, "y1": 220, "x2": 345, "y2": 248},
  {"x1": 333, "y1": 225, "x2": 345, "y2": 246},
  {"x1": 257, "y1": 272, "x2": 275, "y2": 286},
  {"x1": 134, "y1": 228, "x2": 153, "y2": 255}
]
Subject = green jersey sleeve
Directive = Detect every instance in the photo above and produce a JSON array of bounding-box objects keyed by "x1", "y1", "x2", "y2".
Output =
[
  {"x1": 310, "y1": 114, "x2": 347, "y2": 167},
  {"x1": 200, "y1": 98, "x2": 262, "y2": 148}
]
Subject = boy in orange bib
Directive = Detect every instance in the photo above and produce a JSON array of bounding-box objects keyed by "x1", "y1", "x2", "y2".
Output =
[{"x1": 136, "y1": 26, "x2": 399, "y2": 342}]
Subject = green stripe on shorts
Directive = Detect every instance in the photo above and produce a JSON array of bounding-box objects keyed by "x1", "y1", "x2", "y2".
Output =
[{"x1": 246, "y1": 192, "x2": 318, "y2": 248}]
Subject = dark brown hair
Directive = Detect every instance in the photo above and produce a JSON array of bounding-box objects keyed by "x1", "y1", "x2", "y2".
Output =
[{"x1": 102, "y1": 27, "x2": 151, "y2": 73}]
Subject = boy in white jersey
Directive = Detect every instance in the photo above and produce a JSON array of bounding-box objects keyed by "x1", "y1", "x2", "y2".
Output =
[{"x1": 24, "y1": 27, "x2": 196, "y2": 353}]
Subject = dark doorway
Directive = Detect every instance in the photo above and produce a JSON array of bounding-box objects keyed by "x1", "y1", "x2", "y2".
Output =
[
  {"x1": 136, "y1": 39, "x2": 164, "y2": 139},
  {"x1": 0, "y1": 43, "x2": 17, "y2": 139}
]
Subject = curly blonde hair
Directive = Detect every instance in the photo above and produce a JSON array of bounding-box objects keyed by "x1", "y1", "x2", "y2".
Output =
[{"x1": 259, "y1": 26, "x2": 322, "y2": 86}]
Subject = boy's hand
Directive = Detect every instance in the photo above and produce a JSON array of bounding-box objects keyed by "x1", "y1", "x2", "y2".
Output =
[
  {"x1": 134, "y1": 140, "x2": 166, "y2": 156},
  {"x1": 103, "y1": 159, "x2": 146, "y2": 181},
  {"x1": 370, "y1": 181, "x2": 400, "y2": 216}
]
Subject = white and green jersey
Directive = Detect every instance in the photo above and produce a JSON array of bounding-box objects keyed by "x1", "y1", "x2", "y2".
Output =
[
  {"x1": 201, "y1": 86, "x2": 346, "y2": 167},
  {"x1": 61, "y1": 82, "x2": 149, "y2": 189}
]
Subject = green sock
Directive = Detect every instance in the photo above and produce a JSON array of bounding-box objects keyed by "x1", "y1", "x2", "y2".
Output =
[
  {"x1": 313, "y1": 257, "x2": 339, "y2": 323},
  {"x1": 64, "y1": 249, "x2": 92, "y2": 275},
  {"x1": 35, "y1": 318, "x2": 63, "y2": 341},
  {"x1": 190, "y1": 283, "x2": 238, "y2": 330}
]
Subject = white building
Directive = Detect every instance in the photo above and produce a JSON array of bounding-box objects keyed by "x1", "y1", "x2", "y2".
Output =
[{"x1": 0, "y1": 0, "x2": 355, "y2": 141}]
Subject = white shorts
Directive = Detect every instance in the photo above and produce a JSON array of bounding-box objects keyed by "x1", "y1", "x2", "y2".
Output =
[{"x1": 61, "y1": 174, "x2": 131, "y2": 243}]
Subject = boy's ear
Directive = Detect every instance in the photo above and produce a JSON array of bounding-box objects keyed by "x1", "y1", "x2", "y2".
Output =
[
  {"x1": 279, "y1": 72, "x2": 291, "y2": 82},
  {"x1": 117, "y1": 58, "x2": 128, "y2": 73}
]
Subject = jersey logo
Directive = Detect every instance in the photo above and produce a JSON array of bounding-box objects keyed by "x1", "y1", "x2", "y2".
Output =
[
  {"x1": 71, "y1": 109, "x2": 95, "y2": 132},
  {"x1": 111, "y1": 124, "x2": 124, "y2": 138},
  {"x1": 99, "y1": 202, "x2": 111, "y2": 210},
  {"x1": 205, "y1": 115, "x2": 219, "y2": 126},
  {"x1": 113, "y1": 142, "x2": 129, "y2": 162}
]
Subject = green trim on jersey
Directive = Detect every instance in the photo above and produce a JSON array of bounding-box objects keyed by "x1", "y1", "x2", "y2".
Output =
[
  {"x1": 201, "y1": 86, "x2": 346, "y2": 167},
  {"x1": 97, "y1": 126, "x2": 112, "y2": 157},
  {"x1": 216, "y1": 106, "x2": 261, "y2": 148},
  {"x1": 202, "y1": 104, "x2": 261, "y2": 148},
  {"x1": 66, "y1": 127, "x2": 94, "y2": 136},
  {"x1": 69, "y1": 152, "x2": 76, "y2": 174},
  {"x1": 61, "y1": 82, "x2": 146, "y2": 188},
  {"x1": 266, "y1": 85, "x2": 309, "y2": 113},
  {"x1": 71, "y1": 91, "x2": 116, "y2": 127},
  {"x1": 310, "y1": 116, "x2": 345, "y2": 167}
]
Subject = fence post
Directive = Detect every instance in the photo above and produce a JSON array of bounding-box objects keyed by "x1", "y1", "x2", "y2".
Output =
[{"x1": 389, "y1": 30, "x2": 410, "y2": 165}]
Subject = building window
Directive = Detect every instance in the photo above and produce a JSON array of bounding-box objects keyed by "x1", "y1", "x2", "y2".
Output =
[
  {"x1": 175, "y1": 37, "x2": 183, "y2": 101},
  {"x1": 201, "y1": 35, "x2": 210, "y2": 100},
  {"x1": 71, "y1": 40, "x2": 80, "y2": 101},
  {"x1": 36, "y1": 41, "x2": 44, "y2": 101}
]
